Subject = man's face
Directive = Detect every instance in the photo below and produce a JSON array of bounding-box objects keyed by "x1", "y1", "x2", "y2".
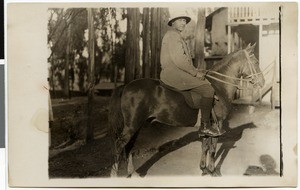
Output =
[{"x1": 172, "y1": 18, "x2": 187, "y2": 32}]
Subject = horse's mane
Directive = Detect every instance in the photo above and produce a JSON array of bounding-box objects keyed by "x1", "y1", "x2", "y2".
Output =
[{"x1": 210, "y1": 50, "x2": 242, "y2": 73}]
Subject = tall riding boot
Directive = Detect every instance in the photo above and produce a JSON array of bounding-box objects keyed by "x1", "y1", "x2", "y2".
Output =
[{"x1": 197, "y1": 105, "x2": 225, "y2": 137}]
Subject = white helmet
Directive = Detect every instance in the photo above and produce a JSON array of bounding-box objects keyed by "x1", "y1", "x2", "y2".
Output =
[{"x1": 168, "y1": 9, "x2": 191, "y2": 26}]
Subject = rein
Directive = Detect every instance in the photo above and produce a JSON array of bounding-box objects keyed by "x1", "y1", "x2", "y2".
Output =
[
  {"x1": 205, "y1": 74, "x2": 247, "y2": 89},
  {"x1": 204, "y1": 50, "x2": 262, "y2": 90}
]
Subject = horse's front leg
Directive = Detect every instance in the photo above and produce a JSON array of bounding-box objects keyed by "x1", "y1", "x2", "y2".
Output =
[
  {"x1": 208, "y1": 137, "x2": 220, "y2": 176},
  {"x1": 200, "y1": 137, "x2": 210, "y2": 175}
]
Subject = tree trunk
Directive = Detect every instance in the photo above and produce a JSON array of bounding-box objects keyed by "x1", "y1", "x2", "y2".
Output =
[
  {"x1": 50, "y1": 64, "x2": 56, "y2": 99},
  {"x1": 142, "y1": 8, "x2": 151, "y2": 78},
  {"x1": 150, "y1": 8, "x2": 159, "y2": 78},
  {"x1": 86, "y1": 8, "x2": 95, "y2": 143},
  {"x1": 125, "y1": 8, "x2": 140, "y2": 84},
  {"x1": 160, "y1": 8, "x2": 169, "y2": 44},
  {"x1": 150, "y1": 8, "x2": 169, "y2": 79},
  {"x1": 109, "y1": 8, "x2": 118, "y2": 87},
  {"x1": 194, "y1": 8, "x2": 206, "y2": 69},
  {"x1": 64, "y1": 23, "x2": 71, "y2": 98}
]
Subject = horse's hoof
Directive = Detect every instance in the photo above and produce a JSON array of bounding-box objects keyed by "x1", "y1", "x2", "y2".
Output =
[
  {"x1": 130, "y1": 171, "x2": 141, "y2": 178},
  {"x1": 201, "y1": 168, "x2": 210, "y2": 176},
  {"x1": 202, "y1": 172, "x2": 209, "y2": 176},
  {"x1": 208, "y1": 164, "x2": 215, "y2": 173},
  {"x1": 200, "y1": 162, "x2": 206, "y2": 170},
  {"x1": 211, "y1": 170, "x2": 222, "y2": 177},
  {"x1": 110, "y1": 170, "x2": 118, "y2": 178},
  {"x1": 110, "y1": 163, "x2": 119, "y2": 177}
]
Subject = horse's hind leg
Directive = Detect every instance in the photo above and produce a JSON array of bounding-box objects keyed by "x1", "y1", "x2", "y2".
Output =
[
  {"x1": 110, "y1": 126, "x2": 134, "y2": 177},
  {"x1": 125, "y1": 129, "x2": 142, "y2": 177},
  {"x1": 110, "y1": 146, "x2": 120, "y2": 177},
  {"x1": 200, "y1": 137, "x2": 210, "y2": 175},
  {"x1": 127, "y1": 152, "x2": 134, "y2": 176},
  {"x1": 113, "y1": 115, "x2": 146, "y2": 177},
  {"x1": 110, "y1": 130, "x2": 133, "y2": 177}
]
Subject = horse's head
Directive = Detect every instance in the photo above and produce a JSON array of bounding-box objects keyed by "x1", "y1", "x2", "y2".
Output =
[{"x1": 240, "y1": 43, "x2": 265, "y2": 88}]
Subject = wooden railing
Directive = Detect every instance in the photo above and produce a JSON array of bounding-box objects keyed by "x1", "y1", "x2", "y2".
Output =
[{"x1": 228, "y1": 7, "x2": 279, "y2": 25}]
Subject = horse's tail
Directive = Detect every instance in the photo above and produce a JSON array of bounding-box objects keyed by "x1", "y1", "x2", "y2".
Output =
[{"x1": 108, "y1": 85, "x2": 125, "y2": 152}]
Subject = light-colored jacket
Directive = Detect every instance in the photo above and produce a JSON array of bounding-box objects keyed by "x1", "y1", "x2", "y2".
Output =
[{"x1": 160, "y1": 28, "x2": 208, "y2": 90}]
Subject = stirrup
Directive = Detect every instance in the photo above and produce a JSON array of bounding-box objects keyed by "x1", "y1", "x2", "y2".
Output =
[{"x1": 199, "y1": 121, "x2": 223, "y2": 137}]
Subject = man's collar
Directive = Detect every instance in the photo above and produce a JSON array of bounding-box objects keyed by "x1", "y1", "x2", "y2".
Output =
[{"x1": 169, "y1": 27, "x2": 182, "y2": 36}]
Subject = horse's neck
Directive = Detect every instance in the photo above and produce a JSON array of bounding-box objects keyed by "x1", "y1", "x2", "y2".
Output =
[{"x1": 209, "y1": 59, "x2": 241, "y2": 104}]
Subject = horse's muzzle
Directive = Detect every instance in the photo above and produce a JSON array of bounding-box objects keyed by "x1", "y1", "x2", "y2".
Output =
[{"x1": 251, "y1": 74, "x2": 265, "y2": 88}]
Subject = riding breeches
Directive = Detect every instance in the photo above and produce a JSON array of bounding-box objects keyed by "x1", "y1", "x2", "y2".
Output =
[{"x1": 190, "y1": 84, "x2": 215, "y2": 122}]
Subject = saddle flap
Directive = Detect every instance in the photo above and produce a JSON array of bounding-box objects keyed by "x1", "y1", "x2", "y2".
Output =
[{"x1": 159, "y1": 80, "x2": 201, "y2": 109}]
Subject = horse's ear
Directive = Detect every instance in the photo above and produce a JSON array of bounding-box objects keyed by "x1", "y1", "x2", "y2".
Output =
[
  {"x1": 246, "y1": 43, "x2": 251, "y2": 49},
  {"x1": 246, "y1": 43, "x2": 256, "y2": 54}
]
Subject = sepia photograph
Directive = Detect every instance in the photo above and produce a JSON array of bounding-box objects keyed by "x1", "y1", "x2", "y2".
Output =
[{"x1": 7, "y1": 2, "x2": 297, "y2": 188}]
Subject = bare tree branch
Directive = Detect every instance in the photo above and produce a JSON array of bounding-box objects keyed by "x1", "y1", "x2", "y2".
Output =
[
  {"x1": 48, "y1": 9, "x2": 84, "y2": 44},
  {"x1": 48, "y1": 9, "x2": 86, "y2": 61},
  {"x1": 48, "y1": 9, "x2": 65, "y2": 43}
]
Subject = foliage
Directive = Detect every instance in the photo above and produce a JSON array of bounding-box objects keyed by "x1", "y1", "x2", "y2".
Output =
[
  {"x1": 48, "y1": 8, "x2": 87, "y2": 61},
  {"x1": 94, "y1": 8, "x2": 127, "y2": 83},
  {"x1": 48, "y1": 8, "x2": 127, "y2": 93}
]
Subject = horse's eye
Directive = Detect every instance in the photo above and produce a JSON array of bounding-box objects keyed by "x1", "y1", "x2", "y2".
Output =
[{"x1": 252, "y1": 58, "x2": 259, "y2": 64}]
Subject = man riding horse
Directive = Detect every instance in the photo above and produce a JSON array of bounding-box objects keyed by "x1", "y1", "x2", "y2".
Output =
[
  {"x1": 109, "y1": 11, "x2": 264, "y2": 175},
  {"x1": 160, "y1": 11, "x2": 225, "y2": 137}
]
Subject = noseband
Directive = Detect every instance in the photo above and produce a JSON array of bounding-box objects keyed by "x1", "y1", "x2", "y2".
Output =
[{"x1": 205, "y1": 50, "x2": 263, "y2": 89}]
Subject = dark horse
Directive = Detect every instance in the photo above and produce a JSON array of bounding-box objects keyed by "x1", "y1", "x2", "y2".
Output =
[{"x1": 109, "y1": 44, "x2": 265, "y2": 177}]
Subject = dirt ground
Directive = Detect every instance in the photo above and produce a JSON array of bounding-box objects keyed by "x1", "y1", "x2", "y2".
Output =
[
  {"x1": 49, "y1": 96, "x2": 112, "y2": 178},
  {"x1": 49, "y1": 96, "x2": 280, "y2": 178},
  {"x1": 132, "y1": 103, "x2": 280, "y2": 177}
]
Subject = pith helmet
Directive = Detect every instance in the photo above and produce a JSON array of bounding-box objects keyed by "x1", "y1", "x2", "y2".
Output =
[{"x1": 168, "y1": 10, "x2": 191, "y2": 26}]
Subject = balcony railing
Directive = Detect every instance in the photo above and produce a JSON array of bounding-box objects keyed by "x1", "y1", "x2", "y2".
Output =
[{"x1": 228, "y1": 7, "x2": 279, "y2": 25}]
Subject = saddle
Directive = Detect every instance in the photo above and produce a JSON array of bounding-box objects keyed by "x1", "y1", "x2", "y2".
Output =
[{"x1": 159, "y1": 80, "x2": 202, "y2": 109}]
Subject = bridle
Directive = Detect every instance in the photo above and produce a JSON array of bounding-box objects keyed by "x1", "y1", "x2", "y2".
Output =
[
  {"x1": 204, "y1": 50, "x2": 263, "y2": 90},
  {"x1": 243, "y1": 49, "x2": 263, "y2": 82}
]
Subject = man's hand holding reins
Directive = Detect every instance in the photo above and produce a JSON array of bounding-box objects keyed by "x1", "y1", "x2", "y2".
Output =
[{"x1": 196, "y1": 70, "x2": 206, "y2": 80}]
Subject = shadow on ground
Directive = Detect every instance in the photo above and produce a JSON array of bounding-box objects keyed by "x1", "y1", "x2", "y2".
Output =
[
  {"x1": 136, "y1": 122, "x2": 257, "y2": 177},
  {"x1": 49, "y1": 121, "x2": 258, "y2": 178},
  {"x1": 244, "y1": 154, "x2": 279, "y2": 176},
  {"x1": 213, "y1": 122, "x2": 257, "y2": 176}
]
